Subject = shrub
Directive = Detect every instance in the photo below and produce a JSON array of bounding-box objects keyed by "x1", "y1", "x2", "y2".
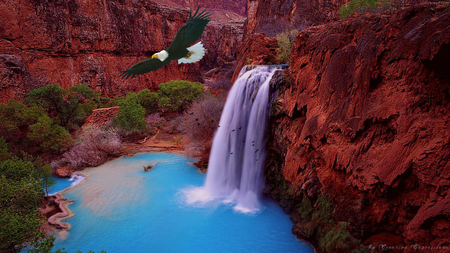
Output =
[
  {"x1": 113, "y1": 101, "x2": 147, "y2": 132},
  {"x1": 0, "y1": 100, "x2": 46, "y2": 140},
  {"x1": 319, "y1": 222, "x2": 360, "y2": 253},
  {"x1": 275, "y1": 29, "x2": 298, "y2": 64},
  {"x1": 26, "y1": 84, "x2": 98, "y2": 129},
  {"x1": 131, "y1": 89, "x2": 159, "y2": 113},
  {"x1": 146, "y1": 113, "x2": 165, "y2": 128},
  {"x1": 179, "y1": 95, "x2": 224, "y2": 156},
  {"x1": 60, "y1": 126, "x2": 122, "y2": 170},
  {"x1": 104, "y1": 96, "x2": 125, "y2": 108},
  {"x1": 27, "y1": 116, "x2": 72, "y2": 153},
  {"x1": 0, "y1": 158, "x2": 50, "y2": 252},
  {"x1": 0, "y1": 138, "x2": 13, "y2": 161},
  {"x1": 162, "y1": 116, "x2": 184, "y2": 135},
  {"x1": 158, "y1": 80, "x2": 204, "y2": 113},
  {"x1": 339, "y1": 0, "x2": 381, "y2": 19},
  {"x1": 298, "y1": 196, "x2": 314, "y2": 222}
]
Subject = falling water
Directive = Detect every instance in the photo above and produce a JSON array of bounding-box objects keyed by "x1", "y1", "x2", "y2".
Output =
[{"x1": 187, "y1": 65, "x2": 286, "y2": 212}]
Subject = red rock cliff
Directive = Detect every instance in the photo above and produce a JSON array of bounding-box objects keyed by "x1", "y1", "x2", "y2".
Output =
[
  {"x1": 245, "y1": 0, "x2": 349, "y2": 38},
  {"x1": 266, "y1": 3, "x2": 449, "y2": 251},
  {"x1": 0, "y1": 0, "x2": 244, "y2": 103}
]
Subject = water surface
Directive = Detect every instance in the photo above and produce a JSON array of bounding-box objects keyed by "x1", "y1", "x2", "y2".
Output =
[{"x1": 54, "y1": 153, "x2": 313, "y2": 253}]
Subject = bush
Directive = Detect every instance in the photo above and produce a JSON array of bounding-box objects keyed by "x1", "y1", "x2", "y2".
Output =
[
  {"x1": 319, "y1": 222, "x2": 360, "y2": 253},
  {"x1": 28, "y1": 116, "x2": 72, "y2": 153},
  {"x1": 0, "y1": 100, "x2": 46, "y2": 140},
  {"x1": 26, "y1": 84, "x2": 98, "y2": 129},
  {"x1": 0, "y1": 138, "x2": 13, "y2": 161},
  {"x1": 339, "y1": 0, "x2": 381, "y2": 19},
  {"x1": 179, "y1": 95, "x2": 224, "y2": 156},
  {"x1": 0, "y1": 158, "x2": 51, "y2": 252},
  {"x1": 113, "y1": 101, "x2": 147, "y2": 133},
  {"x1": 128, "y1": 89, "x2": 159, "y2": 113},
  {"x1": 104, "y1": 96, "x2": 125, "y2": 108},
  {"x1": 146, "y1": 113, "x2": 165, "y2": 129},
  {"x1": 60, "y1": 126, "x2": 122, "y2": 170},
  {"x1": 158, "y1": 80, "x2": 204, "y2": 113},
  {"x1": 275, "y1": 29, "x2": 298, "y2": 64}
]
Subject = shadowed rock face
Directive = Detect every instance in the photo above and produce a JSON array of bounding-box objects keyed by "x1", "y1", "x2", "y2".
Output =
[
  {"x1": 245, "y1": 0, "x2": 349, "y2": 38},
  {"x1": 0, "y1": 0, "x2": 244, "y2": 103},
  {"x1": 266, "y1": 3, "x2": 450, "y2": 250}
]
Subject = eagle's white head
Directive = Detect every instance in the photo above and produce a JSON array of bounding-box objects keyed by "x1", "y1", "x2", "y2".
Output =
[{"x1": 152, "y1": 50, "x2": 169, "y2": 62}]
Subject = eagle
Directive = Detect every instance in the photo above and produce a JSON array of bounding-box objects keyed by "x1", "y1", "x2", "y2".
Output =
[{"x1": 119, "y1": 8, "x2": 211, "y2": 79}]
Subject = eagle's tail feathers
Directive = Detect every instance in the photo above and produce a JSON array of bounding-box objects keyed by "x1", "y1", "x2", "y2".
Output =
[{"x1": 178, "y1": 41, "x2": 206, "y2": 64}]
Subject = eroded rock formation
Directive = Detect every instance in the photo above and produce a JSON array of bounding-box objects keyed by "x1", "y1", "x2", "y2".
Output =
[
  {"x1": 245, "y1": 0, "x2": 349, "y2": 38},
  {"x1": 0, "y1": 0, "x2": 244, "y2": 103},
  {"x1": 266, "y1": 3, "x2": 450, "y2": 251}
]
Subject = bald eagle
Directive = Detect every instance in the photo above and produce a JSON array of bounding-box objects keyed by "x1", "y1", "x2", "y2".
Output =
[{"x1": 119, "y1": 8, "x2": 211, "y2": 79}]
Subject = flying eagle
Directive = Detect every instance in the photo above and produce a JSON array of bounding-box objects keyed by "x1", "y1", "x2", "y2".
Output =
[{"x1": 119, "y1": 8, "x2": 211, "y2": 79}]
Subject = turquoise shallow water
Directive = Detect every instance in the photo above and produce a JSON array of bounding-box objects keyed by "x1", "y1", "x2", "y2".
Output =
[
  {"x1": 54, "y1": 153, "x2": 313, "y2": 253},
  {"x1": 49, "y1": 175, "x2": 85, "y2": 195}
]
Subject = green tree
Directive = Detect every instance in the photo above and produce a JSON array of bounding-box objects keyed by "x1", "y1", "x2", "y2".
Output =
[
  {"x1": 136, "y1": 89, "x2": 159, "y2": 113},
  {"x1": 0, "y1": 138, "x2": 13, "y2": 162},
  {"x1": 113, "y1": 101, "x2": 146, "y2": 132},
  {"x1": 0, "y1": 159, "x2": 46, "y2": 252},
  {"x1": 0, "y1": 100, "x2": 46, "y2": 140},
  {"x1": 275, "y1": 29, "x2": 298, "y2": 64},
  {"x1": 28, "y1": 116, "x2": 72, "y2": 152},
  {"x1": 26, "y1": 84, "x2": 98, "y2": 129},
  {"x1": 157, "y1": 80, "x2": 204, "y2": 113}
]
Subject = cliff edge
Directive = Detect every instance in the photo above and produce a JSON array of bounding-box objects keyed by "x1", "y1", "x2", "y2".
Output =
[{"x1": 266, "y1": 3, "x2": 449, "y2": 252}]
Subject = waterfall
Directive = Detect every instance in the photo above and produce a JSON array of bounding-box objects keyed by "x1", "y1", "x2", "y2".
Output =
[{"x1": 185, "y1": 65, "x2": 286, "y2": 213}]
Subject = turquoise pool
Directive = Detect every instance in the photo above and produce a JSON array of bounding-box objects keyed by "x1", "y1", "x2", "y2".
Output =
[{"x1": 53, "y1": 153, "x2": 313, "y2": 253}]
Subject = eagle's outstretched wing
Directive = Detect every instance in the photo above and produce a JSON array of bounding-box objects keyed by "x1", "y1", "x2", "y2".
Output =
[
  {"x1": 167, "y1": 8, "x2": 211, "y2": 53},
  {"x1": 119, "y1": 57, "x2": 169, "y2": 79}
]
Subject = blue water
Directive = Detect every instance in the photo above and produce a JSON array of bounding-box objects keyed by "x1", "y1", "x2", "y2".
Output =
[
  {"x1": 48, "y1": 175, "x2": 86, "y2": 195},
  {"x1": 49, "y1": 176, "x2": 73, "y2": 194},
  {"x1": 54, "y1": 153, "x2": 313, "y2": 253}
]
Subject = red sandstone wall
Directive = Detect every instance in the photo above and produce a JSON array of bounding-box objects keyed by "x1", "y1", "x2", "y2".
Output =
[
  {"x1": 0, "y1": 0, "x2": 244, "y2": 103},
  {"x1": 267, "y1": 3, "x2": 450, "y2": 249}
]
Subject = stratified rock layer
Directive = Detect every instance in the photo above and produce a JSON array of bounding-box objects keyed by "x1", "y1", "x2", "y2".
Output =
[
  {"x1": 0, "y1": 0, "x2": 244, "y2": 103},
  {"x1": 245, "y1": 0, "x2": 349, "y2": 37},
  {"x1": 267, "y1": 3, "x2": 450, "y2": 251}
]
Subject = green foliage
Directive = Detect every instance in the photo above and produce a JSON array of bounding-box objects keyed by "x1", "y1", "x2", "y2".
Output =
[
  {"x1": 104, "y1": 96, "x2": 125, "y2": 108},
  {"x1": 339, "y1": 0, "x2": 380, "y2": 19},
  {"x1": 68, "y1": 84, "x2": 100, "y2": 105},
  {"x1": 312, "y1": 194, "x2": 334, "y2": 228},
  {"x1": 26, "y1": 84, "x2": 98, "y2": 129},
  {"x1": 136, "y1": 89, "x2": 159, "y2": 113},
  {"x1": 113, "y1": 101, "x2": 147, "y2": 132},
  {"x1": 0, "y1": 159, "x2": 44, "y2": 252},
  {"x1": 125, "y1": 89, "x2": 159, "y2": 114},
  {"x1": 0, "y1": 142, "x2": 60, "y2": 252},
  {"x1": 298, "y1": 196, "x2": 314, "y2": 221},
  {"x1": 21, "y1": 152, "x2": 55, "y2": 196},
  {"x1": 0, "y1": 100, "x2": 46, "y2": 140},
  {"x1": 158, "y1": 80, "x2": 204, "y2": 113},
  {"x1": 275, "y1": 29, "x2": 298, "y2": 64},
  {"x1": 0, "y1": 138, "x2": 13, "y2": 161},
  {"x1": 294, "y1": 194, "x2": 364, "y2": 253},
  {"x1": 319, "y1": 222, "x2": 359, "y2": 253},
  {"x1": 28, "y1": 116, "x2": 72, "y2": 152}
]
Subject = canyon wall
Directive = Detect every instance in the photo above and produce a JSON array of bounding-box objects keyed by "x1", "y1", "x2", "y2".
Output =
[
  {"x1": 245, "y1": 0, "x2": 349, "y2": 38},
  {"x1": 0, "y1": 0, "x2": 244, "y2": 103},
  {"x1": 154, "y1": 0, "x2": 247, "y2": 20},
  {"x1": 266, "y1": 3, "x2": 449, "y2": 251}
]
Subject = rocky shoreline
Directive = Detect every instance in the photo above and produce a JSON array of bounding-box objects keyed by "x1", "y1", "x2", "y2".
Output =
[{"x1": 44, "y1": 134, "x2": 191, "y2": 235}]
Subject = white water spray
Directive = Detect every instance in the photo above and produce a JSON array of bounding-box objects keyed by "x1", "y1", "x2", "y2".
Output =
[{"x1": 185, "y1": 65, "x2": 285, "y2": 212}]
